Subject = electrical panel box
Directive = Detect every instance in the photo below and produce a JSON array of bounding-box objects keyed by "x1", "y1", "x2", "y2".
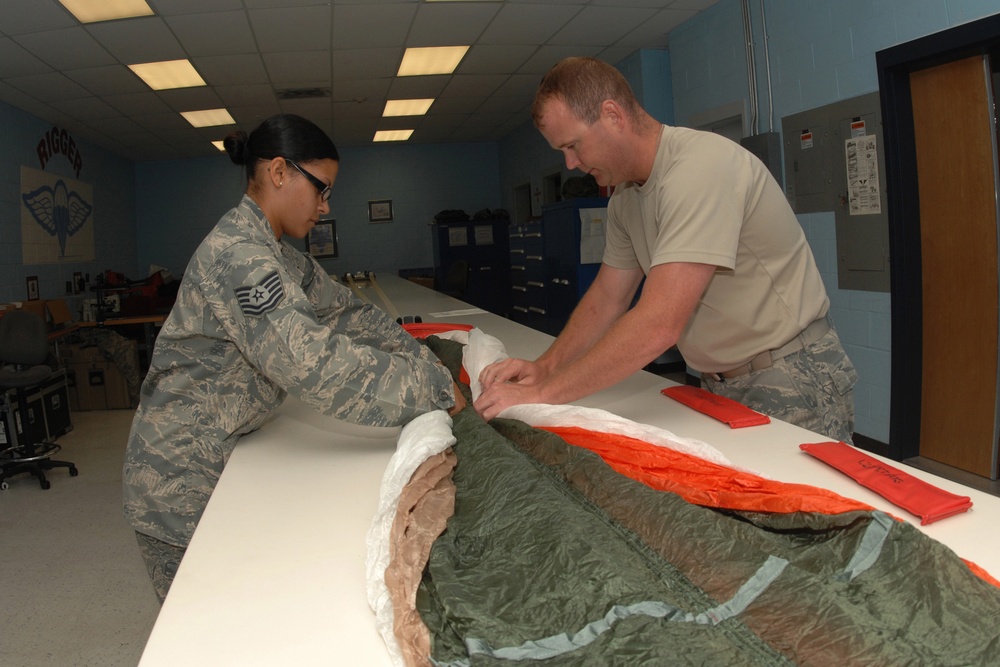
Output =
[
  {"x1": 739, "y1": 131, "x2": 783, "y2": 185},
  {"x1": 781, "y1": 92, "x2": 890, "y2": 292}
]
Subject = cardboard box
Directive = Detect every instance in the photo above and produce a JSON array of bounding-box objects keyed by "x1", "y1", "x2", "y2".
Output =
[
  {"x1": 66, "y1": 361, "x2": 132, "y2": 411},
  {"x1": 62, "y1": 343, "x2": 106, "y2": 364}
]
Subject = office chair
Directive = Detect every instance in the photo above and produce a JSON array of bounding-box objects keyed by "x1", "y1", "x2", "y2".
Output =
[{"x1": 0, "y1": 309, "x2": 77, "y2": 490}]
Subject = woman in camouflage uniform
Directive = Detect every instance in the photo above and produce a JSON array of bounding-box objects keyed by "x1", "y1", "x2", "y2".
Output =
[{"x1": 123, "y1": 114, "x2": 464, "y2": 603}]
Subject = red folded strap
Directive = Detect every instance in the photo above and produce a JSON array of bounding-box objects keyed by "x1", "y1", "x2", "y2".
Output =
[
  {"x1": 800, "y1": 441, "x2": 973, "y2": 525},
  {"x1": 400, "y1": 322, "x2": 474, "y2": 339},
  {"x1": 661, "y1": 385, "x2": 770, "y2": 428}
]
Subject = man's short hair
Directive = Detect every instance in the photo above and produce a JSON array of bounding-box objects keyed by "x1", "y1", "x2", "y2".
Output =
[{"x1": 531, "y1": 57, "x2": 641, "y2": 127}]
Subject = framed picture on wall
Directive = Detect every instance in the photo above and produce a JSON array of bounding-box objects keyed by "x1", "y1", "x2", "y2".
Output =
[
  {"x1": 26, "y1": 275, "x2": 39, "y2": 301},
  {"x1": 368, "y1": 199, "x2": 393, "y2": 223},
  {"x1": 308, "y1": 219, "x2": 338, "y2": 259}
]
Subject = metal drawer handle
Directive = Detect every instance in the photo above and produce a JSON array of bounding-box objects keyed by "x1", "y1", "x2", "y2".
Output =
[
  {"x1": 528, "y1": 307, "x2": 546, "y2": 314},
  {"x1": 527, "y1": 281, "x2": 544, "y2": 287},
  {"x1": 513, "y1": 306, "x2": 528, "y2": 313}
]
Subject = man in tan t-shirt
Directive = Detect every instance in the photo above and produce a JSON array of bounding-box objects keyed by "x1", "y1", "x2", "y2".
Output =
[{"x1": 474, "y1": 57, "x2": 857, "y2": 443}]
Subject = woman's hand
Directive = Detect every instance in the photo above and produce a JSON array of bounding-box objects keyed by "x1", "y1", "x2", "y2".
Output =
[{"x1": 447, "y1": 381, "x2": 467, "y2": 416}]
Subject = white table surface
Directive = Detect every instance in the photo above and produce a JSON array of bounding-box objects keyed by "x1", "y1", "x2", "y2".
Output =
[{"x1": 139, "y1": 274, "x2": 1000, "y2": 666}]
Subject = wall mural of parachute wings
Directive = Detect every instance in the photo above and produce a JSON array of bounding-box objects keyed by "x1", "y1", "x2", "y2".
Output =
[{"x1": 20, "y1": 165, "x2": 95, "y2": 263}]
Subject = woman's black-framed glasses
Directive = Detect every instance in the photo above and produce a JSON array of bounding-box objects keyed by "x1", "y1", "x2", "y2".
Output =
[{"x1": 287, "y1": 159, "x2": 332, "y2": 202}]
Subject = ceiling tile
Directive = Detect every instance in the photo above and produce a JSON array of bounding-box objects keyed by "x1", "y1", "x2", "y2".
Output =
[
  {"x1": 166, "y1": 11, "x2": 258, "y2": 57},
  {"x1": 192, "y1": 54, "x2": 269, "y2": 86},
  {"x1": 6, "y1": 71, "x2": 90, "y2": 102},
  {"x1": 63, "y1": 65, "x2": 149, "y2": 96},
  {"x1": 331, "y1": 4, "x2": 416, "y2": 50},
  {"x1": 457, "y1": 45, "x2": 537, "y2": 75},
  {"x1": 0, "y1": 37, "x2": 53, "y2": 78},
  {"x1": 331, "y1": 48, "x2": 401, "y2": 80},
  {"x1": 0, "y1": 0, "x2": 77, "y2": 35},
  {"x1": 13, "y1": 27, "x2": 116, "y2": 70},
  {"x1": 249, "y1": 6, "x2": 331, "y2": 53},
  {"x1": 104, "y1": 91, "x2": 176, "y2": 116},
  {"x1": 48, "y1": 96, "x2": 124, "y2": 120},
  {"x1": 149, "y1": 0, "x2": 245, "y2": 15},
  {"x1": 85, "y1": 16, "x2": 187, "y2": 63},
  {"x1": 548, "y1": 6, "x2": 659, "y2": 46},
  {"x1": 263, "y1": 51, "x2": 332, "y2": 87},
  {"x1": 478, "y1": 4, "x2": 580, "y2": 45},
  {"x1": 155, "y1": 87, "x2": 225, "y2": 113},
  {"x1": 406, "y1": 3, "x2": 502, "y2": 47}
]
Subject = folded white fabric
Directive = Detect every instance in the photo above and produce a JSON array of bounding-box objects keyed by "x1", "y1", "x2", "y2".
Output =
[{"x1": 365, "y1": 410, "x2": 455, "y2": 667}]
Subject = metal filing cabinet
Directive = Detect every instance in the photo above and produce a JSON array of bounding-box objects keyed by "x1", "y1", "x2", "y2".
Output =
[
  {"x1": 508, "y1": 220, "x2": 547, "y2": 332},
  {"x1": 509, "y1": 197, "x2": 608, "y2": 335}
]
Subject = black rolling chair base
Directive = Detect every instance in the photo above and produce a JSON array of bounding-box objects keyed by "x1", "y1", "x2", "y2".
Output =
[
  {"x1": 0, "y1": 308, "x2": 79, "y2": 491},
  {"x1": 0, "y1": 442, "x2": 78, "y2": 490}
]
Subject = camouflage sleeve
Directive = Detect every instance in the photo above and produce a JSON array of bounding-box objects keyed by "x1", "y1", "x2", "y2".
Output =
[
  {"x1": 300, "y1": 253, "x2": 438, "y2": 365},
  {"x1": 204, "y1": 244, "x2": 455, "y2": 428}
]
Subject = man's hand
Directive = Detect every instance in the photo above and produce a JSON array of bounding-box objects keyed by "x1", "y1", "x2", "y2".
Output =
[
  {"x1": 479, "y1": 357, "x2": 547, "y2": 390},
  {"x1": 474, "y1": 378, "x2": 542, "y2": 421}
]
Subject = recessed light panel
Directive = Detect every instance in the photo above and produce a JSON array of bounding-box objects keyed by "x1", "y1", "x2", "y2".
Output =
[
  {"x1": 59, "y1": 0, "x2": 154, "y2": 23},
  {"x1": 181, "y1": 109, "x2": 235, "y2": 128},
  {"x1": 129, "y1": 60, "x2": 206, "y2": 91},
  {"x1": 383, "y1": 99, "x2": 435, "y2": 117},
  {"x1": 373, "y1": 129, "x2": 414, "y2": 142},
  {"x1": 397, "y1": 46, "x2": 469, "y2": 76}
]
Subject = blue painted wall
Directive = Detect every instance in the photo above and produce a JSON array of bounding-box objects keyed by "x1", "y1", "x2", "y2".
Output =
[
  {"x1": 134, "y1": 141, "x2": 501, "y2": 279},
  {"x1": 0, "y1": 101, "x2": 136, "y2": 316}
]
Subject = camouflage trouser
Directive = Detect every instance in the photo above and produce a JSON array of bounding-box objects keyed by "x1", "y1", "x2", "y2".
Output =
[
  {"x1": 135, "y1": 531, "x2": 186, "y2": 604},
  {"x1": 701, "y1": 324, "x2": 858, "y2": 444}
]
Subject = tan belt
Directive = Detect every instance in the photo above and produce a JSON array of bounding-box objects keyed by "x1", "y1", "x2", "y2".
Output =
[{"x1": 702, "y1": 317, "x2": 831, "y2": 382}]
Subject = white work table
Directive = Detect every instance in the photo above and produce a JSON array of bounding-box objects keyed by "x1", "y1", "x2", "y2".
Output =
[{"x1": 139, "y1": 274, "x2": 1000, "y2": 666}]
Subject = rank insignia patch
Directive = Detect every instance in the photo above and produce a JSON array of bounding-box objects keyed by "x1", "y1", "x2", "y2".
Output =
[{"x1": 235, "y1": 271, "x2": 284, "y2": 317}]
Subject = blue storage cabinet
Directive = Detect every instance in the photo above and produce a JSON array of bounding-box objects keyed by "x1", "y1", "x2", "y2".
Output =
[
  {"x1": 508, "y1": 197, "x2": 608, "y2": 335},
  {"x1": 431, "y1": 218, "x2": 512, "y2": 316}
]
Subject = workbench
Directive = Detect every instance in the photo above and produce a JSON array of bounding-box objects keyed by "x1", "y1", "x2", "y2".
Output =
[{"x1": 138, "y1": 274, "x2": 1000, "y2": 666}]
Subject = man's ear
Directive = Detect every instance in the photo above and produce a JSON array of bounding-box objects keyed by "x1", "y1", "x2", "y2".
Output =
[{"x1": 601, "y1": 99, "x2": 625, "y2": 130}]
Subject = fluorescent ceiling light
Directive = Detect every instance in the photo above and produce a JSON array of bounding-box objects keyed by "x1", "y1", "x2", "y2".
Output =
[
  {"x1": 373, "y1": 129, "x2": 414, "y2": 142},
  {"x1": 397, "y1": 46, "x2": 469, "y2": 76},
  {"x1": 212, "y1": 141, "x2": 226, "y2": 152},
  {"x1": 383, "y1": 99, "x2": 435, "y2": 117},
  {"x1": 129, "y1": 60, "x2": 206, "y2": 91},
  {"x1": 58, "y1": 0, "x2": 154, "y2": 23},
  {"x1": 181, "y1": 109, "x2": 235, "y2": 128}
]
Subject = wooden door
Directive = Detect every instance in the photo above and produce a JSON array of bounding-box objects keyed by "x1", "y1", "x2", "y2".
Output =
[{"x1": 910, "y1": 55, "x2": 999, "y2": 478}]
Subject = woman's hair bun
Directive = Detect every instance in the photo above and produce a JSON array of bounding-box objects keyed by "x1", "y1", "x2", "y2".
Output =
[{"x1": 223, "y1": 131, "x2": 250, "y2": 165}]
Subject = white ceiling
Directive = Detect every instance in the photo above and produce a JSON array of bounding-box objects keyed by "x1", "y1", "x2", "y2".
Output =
[{"x1": 0, "y1": 0, "x2": 721, "y2": 161}]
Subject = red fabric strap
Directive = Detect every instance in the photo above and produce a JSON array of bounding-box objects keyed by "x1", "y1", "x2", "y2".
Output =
[
  {"x1": 800, "y1": 441, "x2": 973, "y2": 525},
  {"x1": 661, "y1": 385, "x2": 770, "y2": 428},
  {"x1": 400, "y1": 322, "x2": 474, "y2": 339}
]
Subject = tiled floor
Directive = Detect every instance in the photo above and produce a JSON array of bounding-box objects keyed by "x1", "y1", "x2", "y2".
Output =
[{"x1": 0, "y1": 409, "x2": 159, "y2": 667}]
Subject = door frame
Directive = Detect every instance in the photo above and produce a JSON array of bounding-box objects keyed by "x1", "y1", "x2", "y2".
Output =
[{"x1": 877, "y1": 13, "x2": 1000, "y2": 462}]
